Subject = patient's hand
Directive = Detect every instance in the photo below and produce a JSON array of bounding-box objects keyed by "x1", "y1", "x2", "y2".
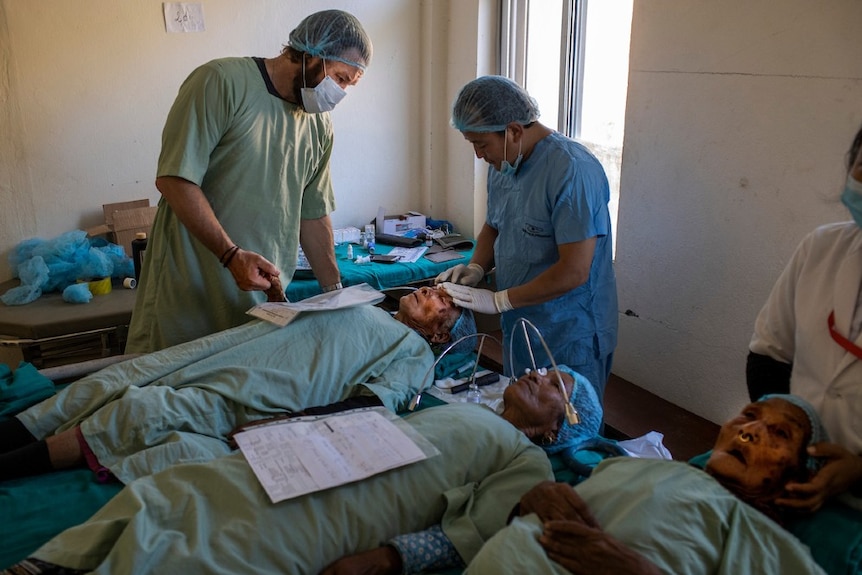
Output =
[
  {"x1": 318, "y1": 545, "x2": 402, "y2": 575},
  {"x1": 539, "y1": 520, "x2": 663, "y2": 575},
  {"x1": 518, "y1": 481, "x2": 599, "y2": 525},
  {"x1": 777, "y1": 442, "x2": 862, "y2": 513}
]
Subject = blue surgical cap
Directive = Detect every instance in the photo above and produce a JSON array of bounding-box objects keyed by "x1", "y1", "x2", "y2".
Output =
[
  {"x1": 451, "y1": 75, "x2": 541, "y2": 133},
  {"x1": 446, "y1": 309, "x2": 477, "y2": 354},
  {"x1": 288, "y1": 9, "x2": 372, "y2": 71},
  {"x1": 542, "y1": 366, "x2": 603, "y2": 456},
  {"x1": 760, "y1": 394, "x2": 829, "y2": 471}
]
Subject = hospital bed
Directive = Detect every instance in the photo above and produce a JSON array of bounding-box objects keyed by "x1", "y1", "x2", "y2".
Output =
[
  {"x1": 0, "y1": 346, "x2": 583, "y2": 569},
  {"x1": 2, "y1": 318, "x2": 859, "y2": 574}
]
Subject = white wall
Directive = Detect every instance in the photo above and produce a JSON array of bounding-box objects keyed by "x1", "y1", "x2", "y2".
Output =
[{"x1": 613, "y1": 0, "x2": 862, "y2": 423}]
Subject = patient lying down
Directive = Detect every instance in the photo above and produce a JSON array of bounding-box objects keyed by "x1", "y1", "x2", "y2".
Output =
[
  {"x1": 0, "y1": 286, "x2": 474, "y2": 484},
  {"x1": 1, "y1": 363, "x2": 605, "y2": 575},
  {"x1": 465, "y1": 394, "x2": 829, "y2": 575}
]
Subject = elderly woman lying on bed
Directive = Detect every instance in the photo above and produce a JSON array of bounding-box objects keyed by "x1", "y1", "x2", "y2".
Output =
[
  {"x1": 2, "y1": 365, "x2": 605, "y2": 575},
  {"x1": 465, "y1": 394, "x2": 829, "y2": 575},
  {"x1": 0, "y1": 286, "x2": 475, "y2": 484}
]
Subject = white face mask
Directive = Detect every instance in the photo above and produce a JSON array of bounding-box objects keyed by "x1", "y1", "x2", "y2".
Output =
[{"x1": 301, "y1": 56, "x2": 346, "y2": 114}]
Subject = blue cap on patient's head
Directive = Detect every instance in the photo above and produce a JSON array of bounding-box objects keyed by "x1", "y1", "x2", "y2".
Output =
[
  {"x1": 760, "y1": 393, "x2": 828, "y2": 471},
  {"x1": 446, "y1": 308, "x2": 477, "y2": 354},
  {"x1": 542, "y1": 366, "x2": 603, "y2": 456}
]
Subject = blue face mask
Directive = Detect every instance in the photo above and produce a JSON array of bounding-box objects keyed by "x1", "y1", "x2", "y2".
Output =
[
  {"x1": 500, "y1": 130, "x2": 523, "y2": 177},
  {"x1": 841, "y1": 174, "x2": 862, "y2": 228}
]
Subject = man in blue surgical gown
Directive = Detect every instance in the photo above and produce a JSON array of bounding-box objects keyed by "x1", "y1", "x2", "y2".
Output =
[{"x1": 439, "y1": 76, "x2": 618, "y2": 401}]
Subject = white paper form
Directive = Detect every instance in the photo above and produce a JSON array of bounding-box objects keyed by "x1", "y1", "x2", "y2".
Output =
[
  {"x1": 387, "y1": 246, "x2": 428, "y2": 263},
  {"x1": 235, "y1": 409, "x2": 428, "y2": 503},
  {"x1": 246, "y1": 283, "x2": 385, "y2": 327}
]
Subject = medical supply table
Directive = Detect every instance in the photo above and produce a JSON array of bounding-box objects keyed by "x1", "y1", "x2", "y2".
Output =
[
  {"x1": 286, "y1": 242, "x2": 473, "y2": 300},
  {"x1": 0, "y1": 242, "x2": 472, "y2": 367}
]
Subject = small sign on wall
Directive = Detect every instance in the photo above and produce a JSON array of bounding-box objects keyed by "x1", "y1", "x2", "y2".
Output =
[{"x1": 163, "y1": 3, "x2": 205, "y2": 33}]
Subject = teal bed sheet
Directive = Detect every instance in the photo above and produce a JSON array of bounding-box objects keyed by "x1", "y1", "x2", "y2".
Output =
[{"x1": 0, "y1": 467, "x2": 122, "y2": 567}]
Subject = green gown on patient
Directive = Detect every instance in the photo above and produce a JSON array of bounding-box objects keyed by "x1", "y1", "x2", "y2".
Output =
[
  {"x1": 29, "y1": 403, "x2": 554, "y2": 575},
  {"x1": 16, "y1": 306, "x2": 432, "y2": 483},
  {"x1": 465, "y1": 457, "x2": 825, "y2": 575}
]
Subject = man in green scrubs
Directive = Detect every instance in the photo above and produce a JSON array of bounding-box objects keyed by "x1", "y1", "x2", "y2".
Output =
[{"x1": 127, "y1": 9, "x2": 372, "y2": 352}]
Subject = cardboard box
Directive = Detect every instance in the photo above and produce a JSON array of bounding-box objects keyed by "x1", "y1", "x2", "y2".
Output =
[
  {"x1": 380, "y1": 211, "x2": 426, "y2": 235},
  {"x1": 87, "y1": 200, "x2": 158, "y2": 257}
]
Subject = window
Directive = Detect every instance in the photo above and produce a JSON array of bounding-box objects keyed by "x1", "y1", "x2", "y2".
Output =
[{"x1": 501, "y1": 0, "x2": 633, "y2": 253}]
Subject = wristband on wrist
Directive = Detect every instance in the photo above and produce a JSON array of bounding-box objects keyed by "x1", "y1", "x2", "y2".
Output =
[
  {"x1": 222, "y1": 246, "x2": 240, "y2": 268},
  {"x1": 321, "y1": 281, "x2": 343, "y2": 293},
  {"x1": 219, "y1": 244, "x2": 238, "y2": 264}
]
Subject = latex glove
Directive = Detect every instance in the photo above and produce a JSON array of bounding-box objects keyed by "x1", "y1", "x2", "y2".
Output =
[
  {"x1": 434, "y1": 263, "x2": 485, "y2": 286},
  {"x1": 442, "y1": 283, "x2": 513, "y2": 314}
]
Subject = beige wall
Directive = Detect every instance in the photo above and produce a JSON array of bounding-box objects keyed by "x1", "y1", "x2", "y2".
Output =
[{"x1": 613, "y1": 0, "x2": 862, "y2": 423}]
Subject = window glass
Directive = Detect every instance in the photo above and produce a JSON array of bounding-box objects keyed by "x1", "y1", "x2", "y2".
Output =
[{"x1": 513, "y1": 0, "x2": 633, "y2": 255}]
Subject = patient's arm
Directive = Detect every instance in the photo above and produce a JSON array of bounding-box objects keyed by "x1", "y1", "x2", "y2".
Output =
[
  {"x1": 778, "y1": 442, "x2": 862, "y2": 513},
  {"x1": 320, "y1": 525, "x2": 462, "y2": 575},
  {"x1": 539, "y1": 519, "x2": 663, "y2": 575},
  {"x1": 318, "y1": 545, "x2": 402, "y2": 575},
  {"x1": 745, "y1": 352, "x2": 791, "y2": 402}
]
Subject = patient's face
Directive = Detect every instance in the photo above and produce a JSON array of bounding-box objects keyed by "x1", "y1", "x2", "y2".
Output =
[
  {"x1": 705, "y1": 398, "x2": 810, "y2": 500},
  {"x1": 500, "y1": 369, "x2": 573, "y2": 442},
  {"x1": 394, "y1": 286, "x2": 460, "y2": 343}
]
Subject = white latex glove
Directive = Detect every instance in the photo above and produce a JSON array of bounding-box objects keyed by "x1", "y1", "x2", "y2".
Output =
[
  {"x1": 434, "y1": 262, "x2": 485, "y2": 286},
  {"x1": 442, "y1": 283, "x2": 513, "y2": 314}
]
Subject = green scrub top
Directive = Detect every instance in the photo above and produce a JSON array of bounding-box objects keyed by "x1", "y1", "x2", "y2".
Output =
[{"x1": 127, "y1": 57, "x2": 335, "y2": 353}]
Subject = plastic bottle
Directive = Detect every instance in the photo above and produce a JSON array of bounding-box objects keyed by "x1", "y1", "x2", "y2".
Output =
[{"x1": 131, "y1": 232, "x2": 148, "y2": 282}]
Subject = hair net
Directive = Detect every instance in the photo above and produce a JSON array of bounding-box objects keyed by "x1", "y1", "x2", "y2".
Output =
[
  {"x1": 451, "y1": 75, "x2": 541, "y2": 133},
  {"x1": 446, "y1": 308, "x2": 477, "y2": 355},
  {"x1": 761, "y1": 394, "x2": 829, "y2": 471},
  {"x1": 542, "y1": 366, "x2": 603, "y2": 456},
  {"x1": 539, "y1": 366, "x2": 627, "y2": 474},
  {"x1": 288, "y1": 9, "x2": 372, "y2": 71}
]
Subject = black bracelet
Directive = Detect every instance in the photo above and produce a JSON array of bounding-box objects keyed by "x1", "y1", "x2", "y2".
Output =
[
  {"x1": 222, "y1": 246, "x2": 240, "y2": 268},
  {"x1": 219, "y1": 244, "x2": 238, "y2": 264}
]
